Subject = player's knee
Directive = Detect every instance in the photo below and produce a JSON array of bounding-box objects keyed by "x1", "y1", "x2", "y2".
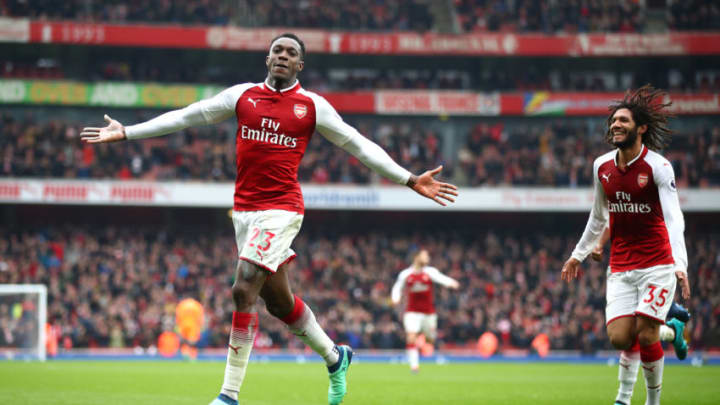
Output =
[
  {"x1": 231, "y1": 281, "x2": 255, "y2": 310},
  {"x1": 608, "y1": 332, "x2": 633, "y2": 350},
  {"x1": 637, "y1": 327, "x2": 660, "y2": 347}
]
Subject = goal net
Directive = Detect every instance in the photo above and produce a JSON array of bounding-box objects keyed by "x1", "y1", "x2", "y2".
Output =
[{"x1": 0, "y1": 284, "x2": 47, "y2": 361}]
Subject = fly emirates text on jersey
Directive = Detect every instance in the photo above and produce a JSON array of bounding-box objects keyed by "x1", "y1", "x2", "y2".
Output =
[
  {"x1": 240, "y1": 117, "x2": 298, "y2": 148},
  {"x1": 609, "y1": 191, "x2": 652, "y2": 214}
]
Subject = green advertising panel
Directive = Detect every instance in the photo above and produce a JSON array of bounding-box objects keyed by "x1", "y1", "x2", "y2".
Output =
[{"x1": 0, "y1": 79, "x2": 224, "y2": 108}]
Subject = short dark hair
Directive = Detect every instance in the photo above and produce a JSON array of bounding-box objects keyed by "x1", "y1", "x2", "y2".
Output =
[
  {"x1": 606, "y1": 84, "x2": 673, "y2": 151},
  {"x1": 270, "y1": 33, "x2": 305, "y2": 60}
]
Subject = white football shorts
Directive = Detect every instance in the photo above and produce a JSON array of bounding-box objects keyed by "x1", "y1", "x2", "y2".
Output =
[
  {"x1": 231, "y1": 209, "x2": 303, "y2": 273},
  {"x1": 403, "y1": 312, "x2": 438, "y2": 341},
  {"x1": 605, "y1": 264, "x2": 677, "y2": 325}
]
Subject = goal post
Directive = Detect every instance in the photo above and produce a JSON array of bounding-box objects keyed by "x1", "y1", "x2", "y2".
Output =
[{"x1": 0, "y1": 284, "x2": 47, "y2": 361}]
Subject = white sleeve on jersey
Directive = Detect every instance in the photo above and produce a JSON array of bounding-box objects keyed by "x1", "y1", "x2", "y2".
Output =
[
  {"x1": 571, "y1": 158, "x2": 610, "y2": 262},
  {"x1": 425, "y1": 266, "x2": 458, "y2": 288},
  {"x1": 311, "y1": 94, "x2": 412, "y2": 185},
  {"x1": 391, "y1": 269, "x2": 410, "y2": 304},
  {"x1": 655, "y1": 162, "x2": 688, "y2": 274},
  {"x1": 125, "y1": 83, "x2": 253, "y2": 140}
]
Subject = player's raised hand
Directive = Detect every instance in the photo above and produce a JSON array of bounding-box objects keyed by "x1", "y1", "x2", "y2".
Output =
[
  {"x1": 561, "y1": 257, "x2": 581, "y2": 282},
  {"x1": 675, "y1": 271, "x2": 691, "y2": 300},
  {"x1": 80, "y1": 114, "x2": 126, "y2": 144},
  {"x1": 408, "y1": 166, "x2": 458, "y2": 206}
]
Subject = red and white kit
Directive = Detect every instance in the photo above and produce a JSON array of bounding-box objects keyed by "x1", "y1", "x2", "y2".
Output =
[
  {"x1": 124, "y1": 80, "x2": 411, "y2": 272},
  {"x1": 571, "y1": 145, "x2": 688, "y2": 324},
  {"x1": 391, "y1": 266, "x2": 457, "y2": 338}
]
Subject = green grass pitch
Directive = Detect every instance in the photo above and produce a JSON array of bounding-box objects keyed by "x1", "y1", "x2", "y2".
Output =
[{"x1": 1, "y1": 361, "x2": 718, "y2": 404}]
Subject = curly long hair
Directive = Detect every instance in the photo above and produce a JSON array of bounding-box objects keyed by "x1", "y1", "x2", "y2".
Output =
[{"x1": 606, "y1": 85, "x2": 673, "y2": 151}]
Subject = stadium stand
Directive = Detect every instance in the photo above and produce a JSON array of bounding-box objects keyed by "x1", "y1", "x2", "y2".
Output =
[
  {"x1": 5, "y1": 0, "x2": 719, "y2": 34},
  {"x1": 1, "y1": 216, "x2": 717, "y2": 352},
  {"x1": 2, "y1": 113, "x2": 719, "y2": 187}
]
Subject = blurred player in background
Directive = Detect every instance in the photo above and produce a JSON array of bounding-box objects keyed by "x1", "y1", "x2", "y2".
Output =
[
  {"x1": 561, "y1": 85, "x2": 691, "y2": 405},
  {"x1": 591, "y1": 226, "x2": 690, "y2": 403},
  {"x1": 81, "y1": 33, "x2": 458, "y2": 405},
  {"x1": 176, "y1": 298, "x2": 204, "y2": 359},
  {"x1": 391, "y1": 248, "x2": 460, "y2": 373}
]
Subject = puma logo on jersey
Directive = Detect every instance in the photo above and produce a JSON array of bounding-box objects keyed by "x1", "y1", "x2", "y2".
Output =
[
  {"x1": 248, "y1": 98, "x2": 258, "y2": 108},
  {"x1": 601, "y1": 173, "x2": 611, "y2": 183},
  {"x1": 229, "y1": 344, "x2": 242, "y2": 354}
]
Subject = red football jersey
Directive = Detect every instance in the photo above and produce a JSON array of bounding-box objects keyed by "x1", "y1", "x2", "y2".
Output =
[
  {"x1": 391, "y1": 266, "x2": 457, "y2": 314},
  {"x1": 572, "y1": 145, "x2": 687, "y2": 273},
  {"x1": 125, "y1": 79, "x2": 411, "y2": 212},
  {"x1": 232, "y1": 82, "x2": 316, "y2": 213}
]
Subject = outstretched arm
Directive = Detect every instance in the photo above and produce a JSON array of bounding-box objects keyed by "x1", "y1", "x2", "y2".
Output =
[
  {"x1": 80, "y1": 84, "x2": 249, "y2": 143},
  {"x1": 405, "y1": 166, "x2": 458, "y2": 207},
  {"x1": 313, "y1": 94, "x2": 457, "y2": 206},
  {"x1": 80, "y1": 114, "x2": 127, "y2": 143},
  {"x1": 391, "y1": 271, "x2": 408, "y2": 306},
  {"x1": 426, "y1": 267, "x2": 460, "y2": 289},
  {"x1": 561, "y1": 159, "x2": 608, "y2": 282}
]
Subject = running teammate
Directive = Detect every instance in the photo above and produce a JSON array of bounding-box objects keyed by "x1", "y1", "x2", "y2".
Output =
[
  {"x1": 391, "y1": 249, "x2": 459, "y2": 373},
  {"x1": 561, "y1": 85, "x2": 690, "y2": 405}
]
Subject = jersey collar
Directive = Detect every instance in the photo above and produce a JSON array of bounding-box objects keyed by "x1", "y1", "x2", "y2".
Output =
[
  {"x1": 614, "y1": 144, "x2": 646, "y2": 168},
  {"x1": 263, "y1": 79, "x2": 301, "y2": 94}
]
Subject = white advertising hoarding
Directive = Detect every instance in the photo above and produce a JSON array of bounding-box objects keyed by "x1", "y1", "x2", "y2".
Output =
[{"x1": 0, "y1": 179, "x2": 717, "y2": 212}]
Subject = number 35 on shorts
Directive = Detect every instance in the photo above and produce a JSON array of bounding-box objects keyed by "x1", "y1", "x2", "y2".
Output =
[{"x1": 642, "y1": 284, "x2": 669, "y2": 317}]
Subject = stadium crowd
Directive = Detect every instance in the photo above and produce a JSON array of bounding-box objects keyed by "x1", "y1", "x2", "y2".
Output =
[
  {"x1": 0, "y1": 0, "x2": 433, "y2": 31},
  {"x1": 4, "y1": 0, "x2": 718, "y2": 33},
  {"x1": 2, "y1": 114, "x2": 719, "y2": 188},
  {"x1": 455, "y1": 120, "x2": 720, "y2": 188},
  {"x1": 667, "y1": 0, "x2": 720, "y2": 31},
  {"x1": 0, "y1": 223, "x2": 717, "y2": 353},
  {"x1": 454, "y1": 0, "x2": 645, "y2": 33}
]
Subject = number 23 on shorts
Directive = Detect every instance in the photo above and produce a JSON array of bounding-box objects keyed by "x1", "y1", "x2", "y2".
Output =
[{"x1": 247, "y1": 227, "x2": 276, "y2": 258}]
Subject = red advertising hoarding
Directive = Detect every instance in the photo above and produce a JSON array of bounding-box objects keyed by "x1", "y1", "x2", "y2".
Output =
[{"x1": 0, "y1": 19, "x2": 717, "y2": 56}]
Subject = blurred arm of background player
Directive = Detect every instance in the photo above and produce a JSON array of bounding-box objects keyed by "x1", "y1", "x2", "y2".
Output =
[
  {"x1": 429, "y1": 267, "x2": 460, "y2": 290},
  {"x1": 590, "y1": 227, "x2": 611, "y2": 262}
]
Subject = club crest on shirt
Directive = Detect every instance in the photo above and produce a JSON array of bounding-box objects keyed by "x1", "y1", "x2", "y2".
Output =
[
  {"x1": 293, "y1": 104, "x2": 307, "y2": 119},
  {"x1": 637, "y1": 173, "x2": 649, "y2": 188}
]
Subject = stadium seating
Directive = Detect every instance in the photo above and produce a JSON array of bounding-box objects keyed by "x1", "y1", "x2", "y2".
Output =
[
  {"x1": 0, "y1": 222, "x2": 717, "y2": 351},
  {"x1": 2, "y1": 114, "x2": 719, "y2": 187},
  {"x1": 4, "y1": 0, "x2": 718, "y2": 33}
]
